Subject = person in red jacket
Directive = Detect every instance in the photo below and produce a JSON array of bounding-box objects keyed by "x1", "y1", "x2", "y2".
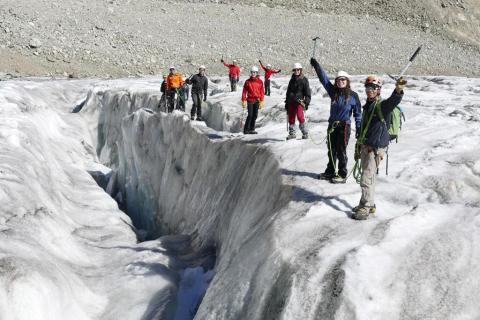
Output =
[
  {"x1": 221, "y1": 58, "x2": 241, "y2": 92},
  {"x1": 259, "y1": 60, "x2": 281, "y2": 96},
  {"x1": 241, "y1": 66, "x2": 265, "y2": 134}
]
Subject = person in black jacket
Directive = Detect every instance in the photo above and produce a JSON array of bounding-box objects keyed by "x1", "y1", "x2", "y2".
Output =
[
  {"x1": 285, "y1": 63, "x2": 311, "y2": 140},
  {"x1": 310, "y1": 58, "x2": 362, "y2": 184},
  {"x1": 353, "y1": 74, "x2": 406, "y2": 220},
  {"x1": 158, "y1": 74, "x2": 167, "y2": 112},
  {"x1": 186, "y1": 65, "x2": 208, "y2": 121}
]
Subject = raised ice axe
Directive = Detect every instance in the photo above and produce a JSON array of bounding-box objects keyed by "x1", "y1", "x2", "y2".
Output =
[
  {"x1": 388, "y1": 45, "x2": 423, "y2": 81},
  {"x1": 312, "y1": 36, "x2": 320, "y2": 57}
]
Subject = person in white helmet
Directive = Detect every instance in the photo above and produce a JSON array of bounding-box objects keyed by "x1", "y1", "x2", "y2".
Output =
[
  {"x1": 310, "y1": 57, "x2": 362, "y2": 184},
  {"x1": 221, "y1": 58, "x2": 241, "y2": 91},
  {"x1": 166, "y1": 66, "x2": 185, "y2": 112},
  {"x1": 241, "y1": 66, "x2": 265, "y2": 134},
  {"x1": 259, "y1": 60, "x2": 281, "y2": 96},
  {"x1": 186, "y1": 65, "x2": 208, "y2": 121},
  {"x1": 285, "y1": 63, "x2": 311, "y2": 140}
]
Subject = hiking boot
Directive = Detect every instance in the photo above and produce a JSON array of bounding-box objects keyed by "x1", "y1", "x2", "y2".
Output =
[
  {"x1": 286, "y1": 133, "x2": 296, "y2": 140},
  {"x1": 352, "y1": 205, "x2": 376, "y2": 220},
  {"x1": 352, "y1": 204, "x2": 376, "y2": 213},
  {"x1": 250, "y1": 130, "x2": 258, "y2": 134},
  {"x1": 299, "y1": 123, "x2": 308, "y2": 139},
  {"x1": 190, "y1": 115, "x2": 195, "y2": 120},
  {"x1": 331, "y1": 175, "x2": 346, "y2": 184},
  {"x1": 196, "y1": 116, "x2": 203, "y2": 121},
  {"x1": 318, "y1": 172, "x2": 335, "y2": 180}
]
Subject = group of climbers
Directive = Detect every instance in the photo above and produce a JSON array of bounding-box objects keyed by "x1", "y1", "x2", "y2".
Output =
[
  {"x1": 159, "y1": 57, "x2": 406, "y2": 220},
  {"x1": 160, "y1": 65, "x2": 208, "y2": 120},
  {"x1": 160, "y1": 66, "x2": 186, "y2": 113}
]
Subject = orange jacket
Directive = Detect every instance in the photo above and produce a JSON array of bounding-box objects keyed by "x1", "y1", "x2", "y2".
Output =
[{"x1": 166, "y1": 73, "x2": 184, "y2": 90}]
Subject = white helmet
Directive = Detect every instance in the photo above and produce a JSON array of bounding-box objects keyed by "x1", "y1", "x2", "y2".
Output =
[
  {"x1": 335, "y1": 71, "x2": 350, "y2": 80},
  {"x1": 169, "y1": 66, "x2": 175, "y2": 70},
  {"x1": 292, "y1": 63, "x2": 302, "y2": 70},
  {"x1": 266, "y1": 64, "x2": 271, "y2": 68},
  {"x1": 251, "y1": 66, "x2": 259, "y2": 72},
  {"x1": 199, "y1": 65, "x2": 206, "y2": 70}
]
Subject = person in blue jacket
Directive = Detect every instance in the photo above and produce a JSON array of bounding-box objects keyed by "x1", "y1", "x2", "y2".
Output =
[{"x1": 310, "y1": 58, "x2": 362, "y2": 184}]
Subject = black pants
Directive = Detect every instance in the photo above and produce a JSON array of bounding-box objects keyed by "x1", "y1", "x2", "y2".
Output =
[
  {"x1": 244, "y1": 101, "x2": 259, "y2": 133},
  {"x1": 167, "y1": 89, "x2": 177, "y2": 113},
  {"x1": 229, "y1": 76, "x2": 238, "y2": 92},
  {"x1": 325, "y1": 123, "x2": 351, "y2": 178},
  {"x1": 264, "y1": 79, "x2": 271, "y2": 96},
  {"x1": 158, "y1": 94, "x2": 166, "y2": 112},
  {"x1": 191, "y1": 92, "x2": 203, "y2": 118}
]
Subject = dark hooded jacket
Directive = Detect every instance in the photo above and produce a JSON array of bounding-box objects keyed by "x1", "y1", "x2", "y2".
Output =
[
  {"x1": 286, "y1": 74, "x2": 311, "y2": 107},
  {"x1": 361, "y1": 91, "x2": 403, "y2": 148}
]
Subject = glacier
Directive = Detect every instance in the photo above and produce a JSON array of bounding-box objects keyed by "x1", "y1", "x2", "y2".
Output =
[{"x1": 1, "y1": 75, "x2": 480, "y2": 319}]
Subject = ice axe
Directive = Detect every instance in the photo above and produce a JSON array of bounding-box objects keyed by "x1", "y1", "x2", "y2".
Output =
[
  {"x1": 312, "y1": 36, "x2": 320, "y2": 58},
  {"x1": 388, "y1": 45, "x2": 423, "y2": 81}
]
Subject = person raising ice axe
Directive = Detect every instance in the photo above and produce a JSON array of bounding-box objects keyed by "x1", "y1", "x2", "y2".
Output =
[
  {"x1": 221, "y1": 58, "x2": 241, "y2": 92},
  {"x1": 310, "y1": 56, "x2": 361, "y2": 184},
  {"x1": 258, "y1": 60, "x2": 281, "y2": 96}
]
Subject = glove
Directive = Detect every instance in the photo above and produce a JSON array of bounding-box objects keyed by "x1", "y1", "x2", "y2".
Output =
[
  {"x1": 204, "y1": 96, "x2": 207, "y2": 102},
  {"x1": 259, "y1": 100, "x2": 265, "y2": 109},
  {"x1": 310, "y1": 57, "x2": 317, "y2": 67},
  {"x1": 298, "y1": 99, "x2": 306, "y2": 110},
  {"x1": 304, "y1": 103, "x2": 309, "y2": 111},
  {"x1": 259, "y1": 60, "x2": 262, "y2": 64},
  {"x1": 221, "y1": 59, "x2": 224, "y2": 63},
  {"x1": 395, "y1": 76, "x2": 407, "y2": 93},
  {"x1": 242, "y1": 101, "x2": 247, "y2": 109},
  {"x1": 277, "y1": 69, "x2": 281, "y2": 73},
  {"x1": 355, "y1": 129, "x2": 360, "y2": 139},
  {"x1": 284, "y1": 103, "x2": 288, "y2": 110}
]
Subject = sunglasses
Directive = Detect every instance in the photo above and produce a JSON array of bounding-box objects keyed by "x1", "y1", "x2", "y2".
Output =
[
  {"x1": 365, "y1": 84, "x2": 380, "y2": 91},
  {"x1": 293, "y1": 68, "x2": 301, "y2": 71}
]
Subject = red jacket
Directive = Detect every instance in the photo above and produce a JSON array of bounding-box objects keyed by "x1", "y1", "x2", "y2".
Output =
[
  {"x1": 242, "y1": 76, "x2": 264, "y2": 102},
  {"x1": 223, "y1": 62, "x2": 241, "y2": 78},
  {"x1": 260, "y1": 62, "x2": 280, "y2": 80}
]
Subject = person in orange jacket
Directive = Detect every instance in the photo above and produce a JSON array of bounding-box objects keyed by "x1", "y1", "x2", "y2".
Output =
[
  {"x1": 221, "y1": 58, "x2": 241, "y2": 92},
  {"x1": 259, "y1": 60, "x2": 281, "y2": 96},
  {"x1": 166, "y1": 66, "x2": 185, "y2": 112},
  {"x1": 241, "y1": 66, "x2": 265, "y2": 134}
]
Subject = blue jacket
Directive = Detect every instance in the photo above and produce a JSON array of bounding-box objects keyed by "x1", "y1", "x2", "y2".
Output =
[
  {"x1": 361, "y1": 91, "x2": 403, "y2": 149},
  {"x1": 311, "y1": 60, "x2": 361, "y2": 130}
]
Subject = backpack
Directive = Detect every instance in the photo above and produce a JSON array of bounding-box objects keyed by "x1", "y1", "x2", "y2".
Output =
[{"x1": 388, "y1": 106, "x2": 405, "y2": 142}]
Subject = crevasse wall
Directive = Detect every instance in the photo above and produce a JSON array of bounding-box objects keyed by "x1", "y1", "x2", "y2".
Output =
[{"x1": 84, "y1": 89, "x2": 294, "y2": 319}]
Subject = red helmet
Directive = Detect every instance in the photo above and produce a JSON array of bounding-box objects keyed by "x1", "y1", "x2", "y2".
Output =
[{"x1": 365, "y1": 75, "x2": 382, "y2": 88}]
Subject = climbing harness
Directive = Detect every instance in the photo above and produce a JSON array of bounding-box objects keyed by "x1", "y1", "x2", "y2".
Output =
[{"x1": 351, "y1": 98, "x2": 383, "y2": 183}]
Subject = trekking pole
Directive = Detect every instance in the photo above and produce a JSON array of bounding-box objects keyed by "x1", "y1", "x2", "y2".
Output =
[
  {"x1": 311, "y1": 37, "x2": 320, "y2": 58},
  {"x1": 286, "y1": 111, "x2": 289, "y2": 134},
  {"x1": 388, "y1": 45, "x2": 423, "y2": 81}
]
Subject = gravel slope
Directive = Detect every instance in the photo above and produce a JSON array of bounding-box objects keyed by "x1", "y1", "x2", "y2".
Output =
[{"x1": 1, "y1": 0, "x2": 479, "y2": 78}]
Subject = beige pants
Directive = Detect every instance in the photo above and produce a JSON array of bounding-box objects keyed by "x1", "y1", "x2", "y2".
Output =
[{"x1": 359, "y1": 145, "x2": 385, "y2": 207}]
